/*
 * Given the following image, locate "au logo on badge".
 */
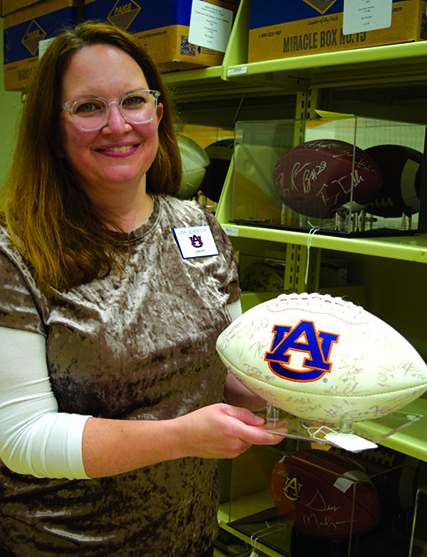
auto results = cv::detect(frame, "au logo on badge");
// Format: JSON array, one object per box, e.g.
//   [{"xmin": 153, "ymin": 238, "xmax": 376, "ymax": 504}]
[{"xmin": 173, "ymin": 226, "xmax": 219, "ymax": 259}]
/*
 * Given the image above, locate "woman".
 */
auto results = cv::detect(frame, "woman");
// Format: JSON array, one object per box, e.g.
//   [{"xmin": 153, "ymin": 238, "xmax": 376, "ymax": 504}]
[{"xmin": 0, "ymin": 22, "xmax": 280, "ymax": 557}]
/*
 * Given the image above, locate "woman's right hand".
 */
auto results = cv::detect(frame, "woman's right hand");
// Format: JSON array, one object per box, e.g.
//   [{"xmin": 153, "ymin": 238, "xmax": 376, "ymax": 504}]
[{"xmin": 175, "ymin": 403, "xmax": 282, "ymax": 460}]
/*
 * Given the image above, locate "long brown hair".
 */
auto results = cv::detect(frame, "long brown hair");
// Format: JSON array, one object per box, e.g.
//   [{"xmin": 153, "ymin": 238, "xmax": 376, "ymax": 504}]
[{"xmin": 0, "ymin": 22, "xmax": 182, "ymax": 291}]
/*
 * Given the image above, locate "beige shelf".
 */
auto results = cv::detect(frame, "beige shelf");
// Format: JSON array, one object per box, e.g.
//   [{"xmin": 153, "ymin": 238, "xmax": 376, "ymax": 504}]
[
  {"xmin": 163, "ymin": 66, "xmax": 234, "ymax": 101},
  {"xmin": 351, "ymin": 397, "xmax": 427, "ymax": 462},
  {"xmin": 163, "ymin": 4, "xmax": 427, "ymax": 534}
]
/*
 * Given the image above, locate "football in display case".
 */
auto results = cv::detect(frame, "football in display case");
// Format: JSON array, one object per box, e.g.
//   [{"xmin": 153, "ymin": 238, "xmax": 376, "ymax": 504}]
[
  {"xmin": 225, "ymin": 443, "xmax": 422, "ymax": 557},
  {"xmin": 230, "ymin": 116, "xmax": 427, "ymax": 236},
  {"xmin": 270, "ymin": 449, "xmax": 381, "ymax": 539}
]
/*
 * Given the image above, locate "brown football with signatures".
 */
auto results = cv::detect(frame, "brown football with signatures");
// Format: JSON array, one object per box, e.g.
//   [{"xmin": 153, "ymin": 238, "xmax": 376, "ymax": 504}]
[
  {"xmin": 271, "ymin": 450, "xmax": 381, "ymax": 539},
  {"xmin": 272, "ymin": 139, "xmax": 382, "ymax": 219}
]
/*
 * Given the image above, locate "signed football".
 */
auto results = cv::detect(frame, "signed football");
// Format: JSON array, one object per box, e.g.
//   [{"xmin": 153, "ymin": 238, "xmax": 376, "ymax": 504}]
[
  {"xmin": 202, "ymin": 138, "xmax": 234, "ymax": 202},
  {"xmin": 216, "ymin": 293, "xmax": 427, "ymax": 423},
  {"xmin": 332, "ymin": 446, "xmax": 419, "ymax": 517},
  {"xmin": 271, "ymin": 450, "xmax": 381, "ymax": 539},
  {"xmin": 272, "ymin": 139, "xmax": 383, "ymax": 219},
  {"xmin": 364, "ymin": 144, "xmax": 423, "ymax": 218}
]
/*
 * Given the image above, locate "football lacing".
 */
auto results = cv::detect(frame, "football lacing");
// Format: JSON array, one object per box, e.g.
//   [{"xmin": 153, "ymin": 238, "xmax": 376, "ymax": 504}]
[{"xmin": 274, "ymin": 292, "xmax": 365, "ymax": 319}]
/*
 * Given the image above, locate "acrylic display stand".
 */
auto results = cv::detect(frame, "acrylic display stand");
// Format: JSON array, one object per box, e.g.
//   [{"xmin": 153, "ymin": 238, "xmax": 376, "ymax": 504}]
[{"xmin": 261, "ymin": 403, "xmax": 423, "ymax": 452}]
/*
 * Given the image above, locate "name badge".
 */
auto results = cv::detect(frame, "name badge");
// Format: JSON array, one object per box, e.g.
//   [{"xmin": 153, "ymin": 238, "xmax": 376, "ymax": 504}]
[{"xmin": 173, "ymin": 225, "xmax": 219, "ymax": 259}]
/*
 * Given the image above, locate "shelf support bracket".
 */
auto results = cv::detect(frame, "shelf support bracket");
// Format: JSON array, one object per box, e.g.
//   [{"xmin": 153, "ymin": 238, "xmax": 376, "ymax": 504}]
[
  {"xmin": 280, "ymin": 89, "xmax": 323, "ymax": 295},
  {"xmin": 284, "ymin": 243, "xmax": 321, "ymax": 294}
]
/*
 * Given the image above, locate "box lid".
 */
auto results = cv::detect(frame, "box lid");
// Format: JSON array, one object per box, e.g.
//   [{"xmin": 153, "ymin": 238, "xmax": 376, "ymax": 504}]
[{"xmin": 1, "ymin": 0, "xmax": 41, "ymax": 17}]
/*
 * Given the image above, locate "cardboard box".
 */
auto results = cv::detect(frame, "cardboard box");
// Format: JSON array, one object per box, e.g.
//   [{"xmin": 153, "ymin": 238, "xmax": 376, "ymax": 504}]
[
  {"xmin": 84, "ymin": 0, "xmax": 240, "ymax": 72},
  {"xmin": 3, "ymin": 0, "xmax": 84, "ymax": 91},
  {"xmin": 248, "ymin": 0, "xmax": 427, "ymax": 63},
  {"xmin": 1, "ymin": 1, "xmax": 41, "ymax": 17}
]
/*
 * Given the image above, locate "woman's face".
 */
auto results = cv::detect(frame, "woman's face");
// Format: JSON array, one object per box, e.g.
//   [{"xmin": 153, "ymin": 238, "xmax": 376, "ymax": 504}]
[{"xmin": 58, "ymin": 44, "xmax": 163, "ymax": 201}]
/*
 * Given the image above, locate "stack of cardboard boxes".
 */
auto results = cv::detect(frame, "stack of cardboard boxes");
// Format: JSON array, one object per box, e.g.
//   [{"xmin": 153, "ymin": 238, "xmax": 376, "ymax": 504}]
[
  {"xmin": 2, "ymin": 0, "xmax": 84, "ymax": 91},
  {"xmin": 2, "ymin": 0, "xmax": 427, "ymax": 92},
  {"xmin": 1, "ymin": 0, "xmax": 240, "ymax": 91}
]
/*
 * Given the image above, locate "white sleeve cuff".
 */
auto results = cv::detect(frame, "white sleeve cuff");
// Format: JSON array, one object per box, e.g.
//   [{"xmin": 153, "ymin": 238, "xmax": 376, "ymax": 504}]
[
  {"xmin": 226, "ymin": 299, "xmax": 242, "ymax": 322},
  {"xmin": 0, "ymin": 326, "xmax": 91, "ymax": 480}
]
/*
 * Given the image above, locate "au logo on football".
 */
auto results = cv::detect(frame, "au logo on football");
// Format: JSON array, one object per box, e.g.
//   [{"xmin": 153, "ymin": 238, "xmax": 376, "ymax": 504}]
[{"xmin": 264, "ymin": 320, "xmax": 339, "ymax": 382}]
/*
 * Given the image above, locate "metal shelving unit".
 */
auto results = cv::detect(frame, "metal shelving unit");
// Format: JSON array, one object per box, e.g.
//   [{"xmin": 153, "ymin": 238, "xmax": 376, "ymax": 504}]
[
  {"xmin": 164, "ymin": 2, "xmax": 427, "ymax": 556},
  {"xmin": 165, "ymin": 0, "xmax": 427, "ymax": 266}
]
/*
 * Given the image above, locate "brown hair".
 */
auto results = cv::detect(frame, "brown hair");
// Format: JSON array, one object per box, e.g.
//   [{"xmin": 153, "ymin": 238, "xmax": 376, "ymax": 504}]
[{"xmin": 0, "ymin": 21, "xmax": 182, "ymax": 291}]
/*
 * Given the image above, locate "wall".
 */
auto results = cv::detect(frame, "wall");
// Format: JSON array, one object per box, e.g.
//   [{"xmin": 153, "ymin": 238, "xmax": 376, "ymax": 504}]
[{"xmin": 0, "ymin": 18, "xmax": 23, "ymax": 186}]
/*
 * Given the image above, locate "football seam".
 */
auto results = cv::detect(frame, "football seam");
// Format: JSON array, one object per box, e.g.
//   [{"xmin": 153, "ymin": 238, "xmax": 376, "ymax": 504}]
[{"xmin": 262, "ymin": 306, "xmax": 370, "ymax": 326}]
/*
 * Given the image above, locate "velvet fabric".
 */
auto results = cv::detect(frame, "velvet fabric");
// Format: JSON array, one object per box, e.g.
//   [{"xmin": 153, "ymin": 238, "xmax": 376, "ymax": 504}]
[{"xmin": 0, "ymin": 195, "xmax": 240, "ymax": 557}]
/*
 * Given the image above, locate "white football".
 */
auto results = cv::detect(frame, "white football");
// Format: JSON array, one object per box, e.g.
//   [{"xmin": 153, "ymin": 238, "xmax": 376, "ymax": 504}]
[
  {"xmin": 178, "ymin": 135, "xmax": 210, "ymax": 199},
  {"xmin": 216, "ymin": 293, "xmax": 427, "ymax": 424}
]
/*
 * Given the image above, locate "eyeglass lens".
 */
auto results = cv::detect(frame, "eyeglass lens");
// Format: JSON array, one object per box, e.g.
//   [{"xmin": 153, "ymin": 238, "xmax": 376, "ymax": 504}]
[{"xmin": 71, "ymin": 91, "xmax": 158, "ymax": 130}]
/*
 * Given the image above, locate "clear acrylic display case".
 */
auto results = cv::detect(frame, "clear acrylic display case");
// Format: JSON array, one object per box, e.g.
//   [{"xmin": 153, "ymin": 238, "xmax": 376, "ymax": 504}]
[
  {"xmin": 230, "ymin": 117, "xmax": 427, "ymax": 237},
  {"xmin": 222, "ymin": 440, "xmax": 421, "ymax": 557}
]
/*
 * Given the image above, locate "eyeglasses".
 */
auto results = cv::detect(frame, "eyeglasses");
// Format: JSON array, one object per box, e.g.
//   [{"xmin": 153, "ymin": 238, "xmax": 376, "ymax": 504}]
[{"xmin": 60, "ymin": 89, "xmax": 161, "ymax": 131}]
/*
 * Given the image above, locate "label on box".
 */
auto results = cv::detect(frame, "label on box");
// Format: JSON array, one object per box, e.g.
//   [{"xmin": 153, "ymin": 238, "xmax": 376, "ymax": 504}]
[
  {"xmin": 39, "ymin": 38, "xmax": 55, "ymax": 58},
  {"xmin": 83, "ymin": 0, "xmax": 237, "ymax": 70},
  {"xmin": 188, "ymin": 0, "xmax": 233, "ymax": 52},
  {"xmin": 343, "ymin": 0, "xmax": 392, "ymax": 35},
  {"xmin": 248, "ymin": 0, "xmax": 426, "ymax": 63}
]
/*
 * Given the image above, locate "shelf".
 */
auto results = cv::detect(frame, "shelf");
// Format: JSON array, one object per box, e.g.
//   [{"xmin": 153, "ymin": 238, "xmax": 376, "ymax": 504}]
[
  {"xmin": 220, "ymin": 223, "xmax": 427, "ymax": 264},
  {"xmin": 165, "ymin": 43, "xmax": 427, "ymax": 101},
  {"xmin": 225, "ymin": 42, "xmax": 427, "ymax": 92},
  {"xmin": 215, "ymin": 156, "xmax": 427, "ymax": 264},
  {"xmin": 164, "ymin": 0, "xmax": 427, "ymax": 100},
  {"xmin": 218, "ymin": 491, "xmax": 285, "ymax": 557},
  {"xmin": 166, "ymin": 40, "xmax": 427, "ymax": 100},
  {"xmin": 164, "ymin": 4, "xmax": 427, "ymax": 552},
  {"xmin": 163, "ymin": 66, "xmax": 254, "ymax": 101},
  {"xmin": 351, "ymin": 397, "xmax": 427, "ymax": 462}
]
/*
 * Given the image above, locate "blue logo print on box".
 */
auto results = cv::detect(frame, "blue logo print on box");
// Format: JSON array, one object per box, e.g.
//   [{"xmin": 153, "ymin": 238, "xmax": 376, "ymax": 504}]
[
  {"xmin": 250, "ymin": 0, "xmax": 342, "ymax": 28},
  {"xmin": 304, "ymin": 0, "xmax": 338, "ymax": 15},
  {"xmin": 84, "ymin": 0, "xmax": 195, "ymax": 34},
  {"xmin": 107, "ymin": 0, "xmax": 141, "ymax": 31},
  {"xmin": 4, "ymin": 6, "xmax": 80, "ymax": 64},
  {"xmin": 22, "ymin": 21, "xmax": 46, "ymax": 56}
]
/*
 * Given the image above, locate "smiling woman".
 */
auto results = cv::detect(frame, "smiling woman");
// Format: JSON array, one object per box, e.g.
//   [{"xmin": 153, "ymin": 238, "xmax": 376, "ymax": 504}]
[
  {"xmin": 0, "ymin": 21, "xmax": 280, "ymax": 557},
  {"xmin": 57, "ymin": 43, "xmax": 162, "ymax": 226},
  {"xmin": 2, "ymin": 22, "xmax": 181, "ymax": 291}
]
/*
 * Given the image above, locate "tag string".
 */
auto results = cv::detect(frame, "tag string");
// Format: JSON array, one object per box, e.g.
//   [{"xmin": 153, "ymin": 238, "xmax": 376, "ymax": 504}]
[{"xmin": 305, "ymin": 224, "xmax": 320, "ymax": 286}]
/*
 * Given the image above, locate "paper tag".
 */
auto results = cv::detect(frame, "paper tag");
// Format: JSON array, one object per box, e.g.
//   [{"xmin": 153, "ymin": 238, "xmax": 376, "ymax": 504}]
[
  {"xmin": 38, "ymin": 38, "xmax": 55, "ymax": 58},
  {"xmin": 325, "ymin": 432, "xmax": 378, "ymax": 452},
  {"xmin": 343, "ymin": 0, "xmax": 392, "ymax": 35},
  {"xmin": 188, "ymin": 0, "xmax": 233, "ymax": 53},
  {"xmin": 227, "ymin": 67, "xmax": 248, "ymax": 77},
  {"xmin": 173, "ymin": 226, "xmax": 219, "ymax": 259},
  {"xmin": 222, "ymin": 226, "xmax": 239, "ymax": 237}
]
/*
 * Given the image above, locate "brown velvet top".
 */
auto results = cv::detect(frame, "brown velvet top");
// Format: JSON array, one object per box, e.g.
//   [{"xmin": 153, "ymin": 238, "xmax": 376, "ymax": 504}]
[{"xmin": 0, "ymin": 194, "xmax": 240, "ymax": 557}]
